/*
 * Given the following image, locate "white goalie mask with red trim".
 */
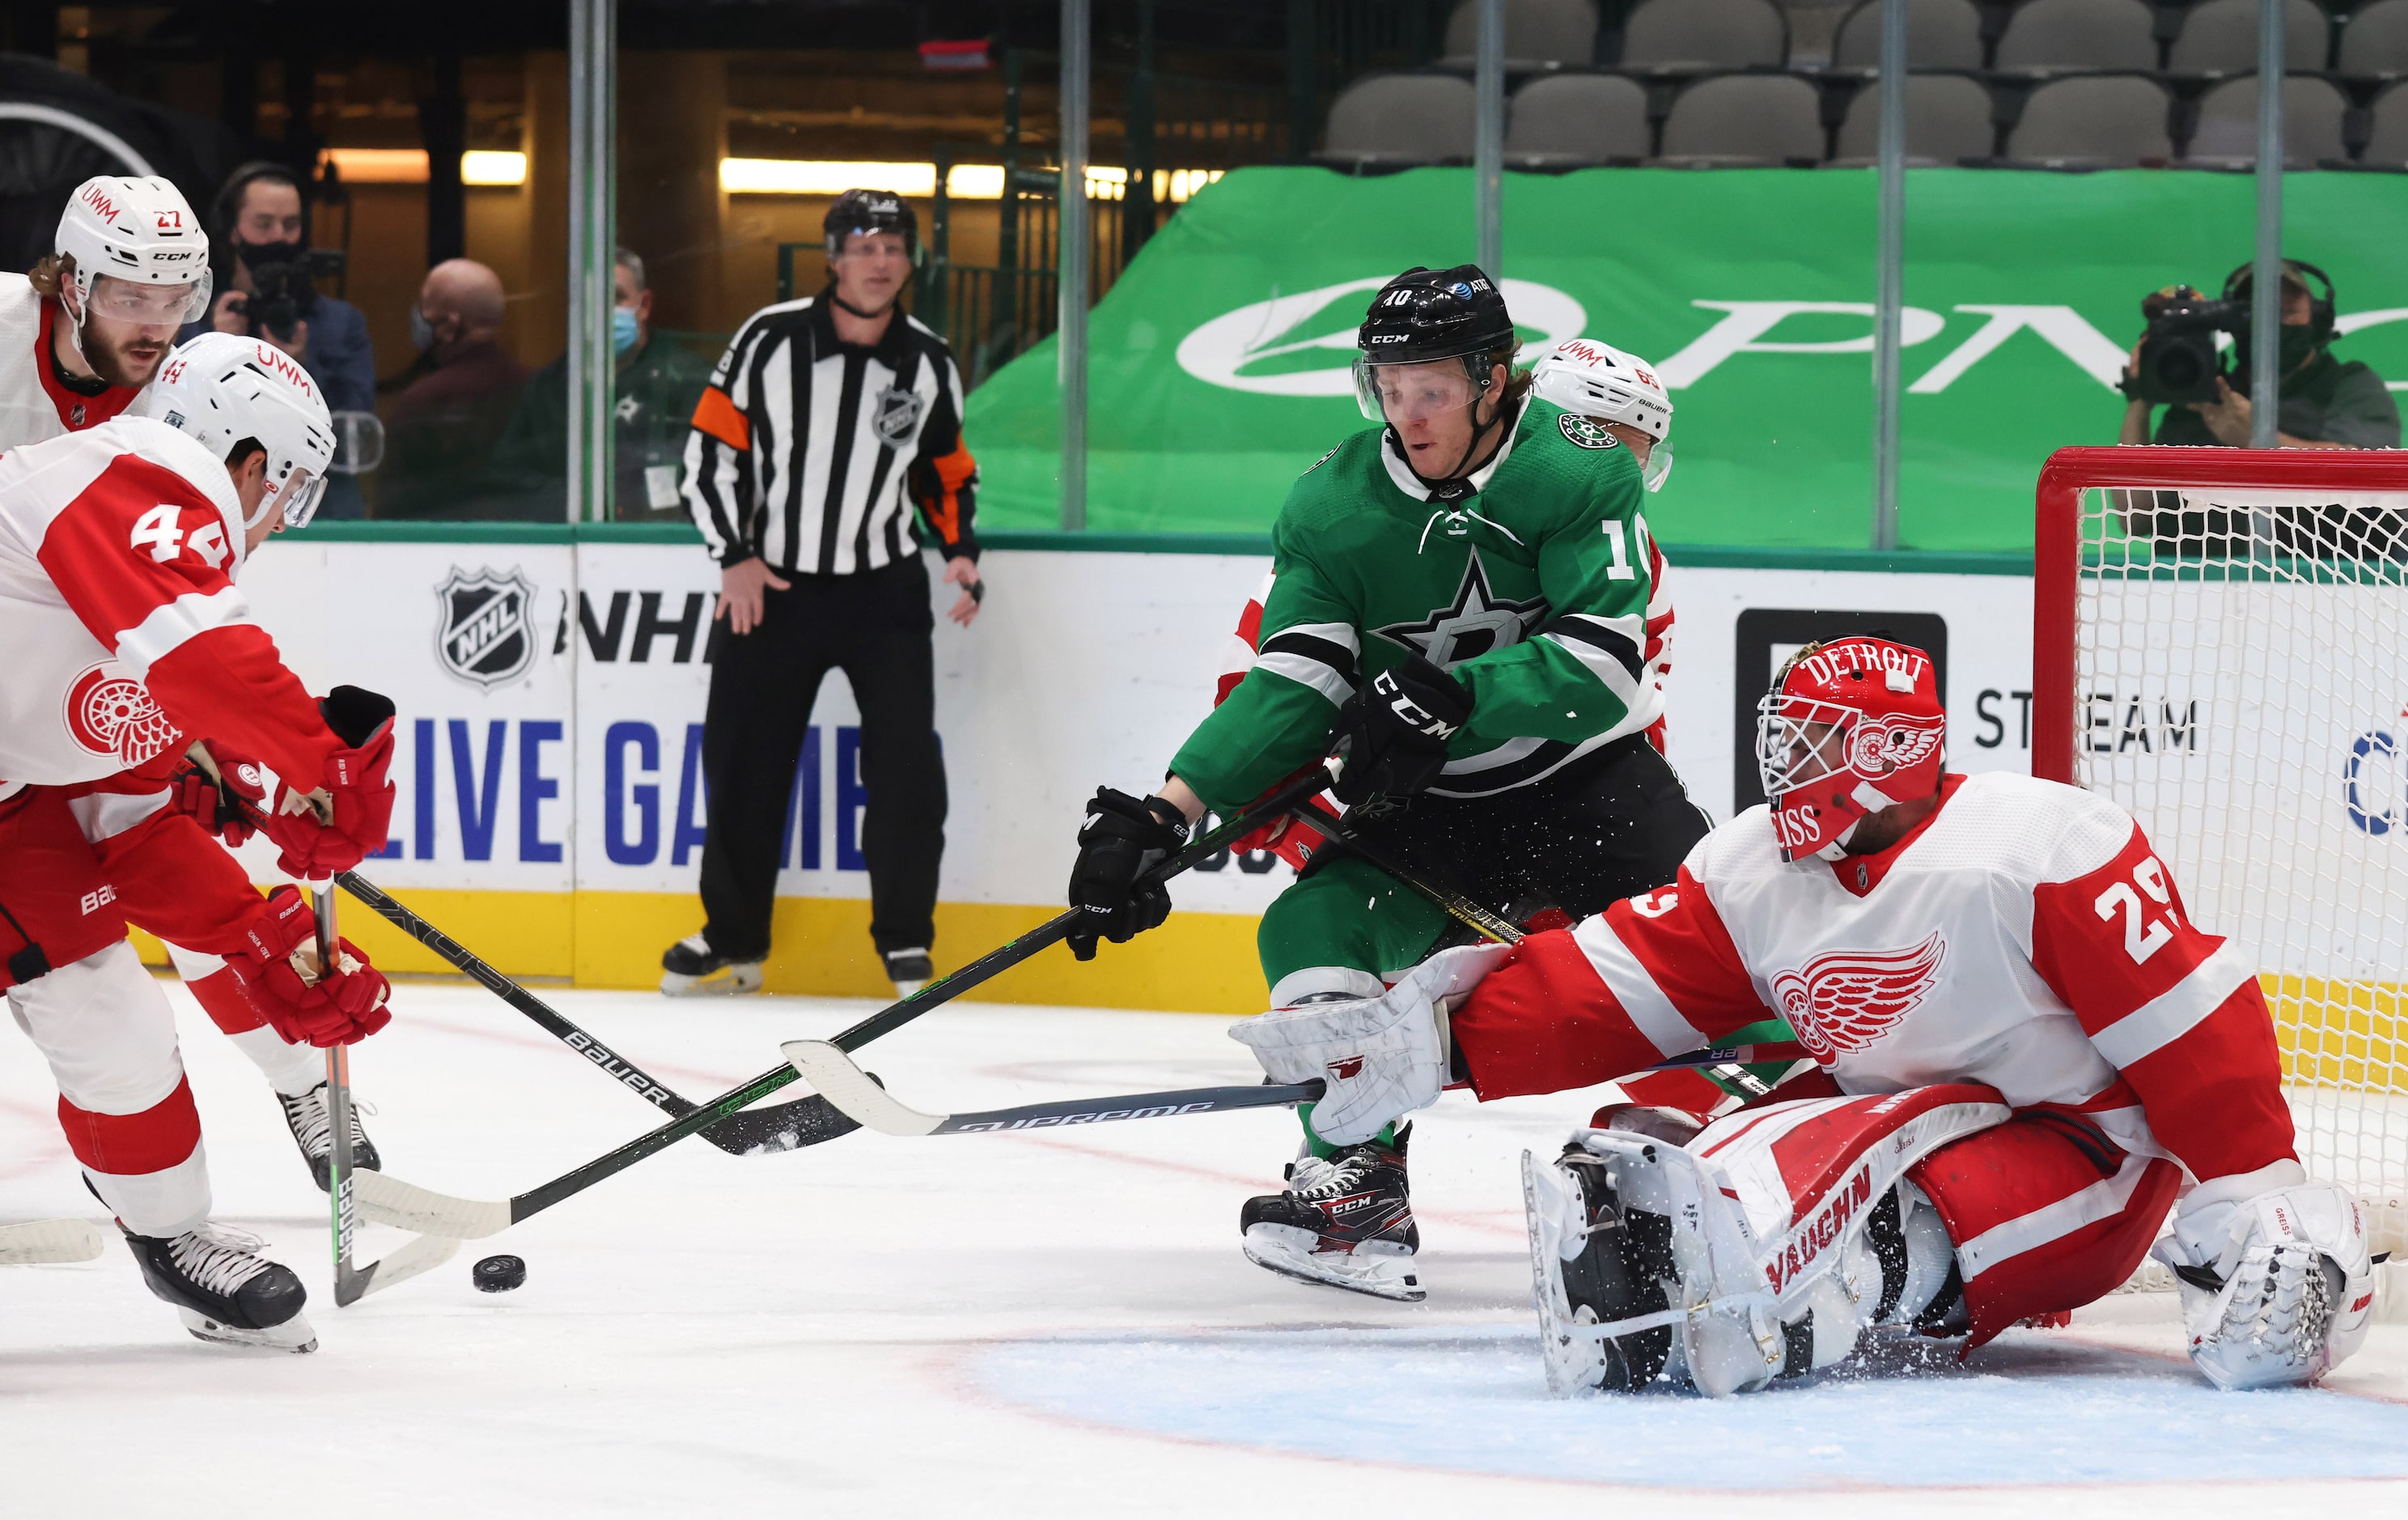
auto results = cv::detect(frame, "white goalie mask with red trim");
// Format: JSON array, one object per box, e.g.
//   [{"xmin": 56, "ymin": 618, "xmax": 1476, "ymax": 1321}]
[{"xmin": 1755, "ymin": 636, "xmax": 1946, "ymax": 862}]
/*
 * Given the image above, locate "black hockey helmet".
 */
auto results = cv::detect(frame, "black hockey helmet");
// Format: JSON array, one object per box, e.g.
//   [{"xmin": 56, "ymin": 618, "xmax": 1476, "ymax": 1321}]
[
  {"xmin": 1352, "ymin": 265, "xmax": 1519, "ymax": 428},
  {"xmin": 824, "ymin": 189, "xmax": 919, "ymax": 258}
]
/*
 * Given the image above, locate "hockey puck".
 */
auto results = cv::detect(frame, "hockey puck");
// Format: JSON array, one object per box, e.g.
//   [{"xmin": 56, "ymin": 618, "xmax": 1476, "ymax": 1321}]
[{"xmin": 472, "ymin": 1254, "xmax": 527, "ymax": 1293}]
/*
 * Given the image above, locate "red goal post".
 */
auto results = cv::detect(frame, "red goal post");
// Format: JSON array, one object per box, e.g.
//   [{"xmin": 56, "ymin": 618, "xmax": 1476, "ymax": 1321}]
[{"xmin": 2034, "ymin": 446, "xmax": 2408, "ymax": 1265}]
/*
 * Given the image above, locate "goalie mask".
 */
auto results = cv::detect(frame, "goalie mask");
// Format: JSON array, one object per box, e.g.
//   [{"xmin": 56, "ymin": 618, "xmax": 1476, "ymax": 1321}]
[{"xmin": 1755, "ymin": 636, "xmax": 1945, "ymax": 863}]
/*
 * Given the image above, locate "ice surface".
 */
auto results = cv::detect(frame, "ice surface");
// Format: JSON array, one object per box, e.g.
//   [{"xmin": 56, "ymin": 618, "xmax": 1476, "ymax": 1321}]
[{"xmin": 0, "ymin": 980, "xmax": 2400, "ymax": 1517}]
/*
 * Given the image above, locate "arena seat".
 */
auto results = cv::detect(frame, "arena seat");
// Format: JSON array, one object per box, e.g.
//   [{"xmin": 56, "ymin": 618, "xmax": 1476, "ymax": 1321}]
[
  {"xmin": 1832, "ymin": 72, "xmax": 1999, "ymax": 163},
  {"xmin": 2337, "ymin": 0, "xmax": 2408, "ymax": 79},
  {"xmin": 1654, "ymin": 73, "xmax": 1826, "ymax": 163},
  {"xmin": 1504, "ymin": 73, "xmax": 1652, "ymax": 165},
  {"xmin": 2182, "ymin": 74, "xmax": 2349, "ymax": 165},
  {"xmin": 1618, "ymin": 0, "xmax": 1788, "ymax": 73},
  {"xmin": 1439, "ymin": 0, "xmax": 1600, "ymax": 70},
  {"xmin": 1318, "ymin": 74, "xmax": 1478, "ymax": 167},
  {"xmin": 2167, "ymin": 0, "xmax": 2332, "ymax": 78},
  {"xmin": 1992, "ymin": 0, "xmax": 2160, "ymax": 75},
  {"xmin": 2359, "ymin": 79, "xmax": 2408, "ymax": 161},
  {"xmin": 2003, "ymin": 74, "xmax": 2173, "ymax": 164},
  {"xmin": 1830, "ymin": 0, "xmax": 1987, "ymax": 72}
]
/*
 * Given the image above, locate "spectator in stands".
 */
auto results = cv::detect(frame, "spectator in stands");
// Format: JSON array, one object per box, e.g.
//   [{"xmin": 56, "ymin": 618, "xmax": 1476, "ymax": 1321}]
[
  {"xmin": 2122, "ymin": 259, "xmax": 2400, "ymax": 450},
  {"xmin": 490, "ymin": 246, "xmax": 714, "ymax": 520},
  {"xmin": 378, "ymin": 257, "xmax": 530, "ymax": 518},
  {"xmin": 189, "ymin": 162, "xmax": 375, "ymax": 518}
]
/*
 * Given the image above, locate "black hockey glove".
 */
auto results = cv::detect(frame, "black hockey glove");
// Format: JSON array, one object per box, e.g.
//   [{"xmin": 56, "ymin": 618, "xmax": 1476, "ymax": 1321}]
[
  {"xmin": 1332, "ymin": 656, "xmax": 1473, "ymax": 808},
  {"xmin": 1066, "ymin": 788, "xmax": 1190, "ymax": 962}
]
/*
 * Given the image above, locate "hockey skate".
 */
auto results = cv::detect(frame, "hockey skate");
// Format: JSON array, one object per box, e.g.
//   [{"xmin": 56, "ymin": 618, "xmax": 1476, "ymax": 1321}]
[
  {"xmin": 882, "ymin": 947, "xmax": 933, "ymax": 996},
  {"xmin": 121, "ymin": 1222, "xmax": 316, "ymax": 1353},
  {"xmin": 659, "ymin": 933, "xmax": 763, "ymax": 996},
  {"xmin": 1239, "ymin": 1128, "xmax": 1422, "ymax": 1301},
  {"xmin": 278, "ymin": 1081, "xmax": 381, "ymax": 1193}
]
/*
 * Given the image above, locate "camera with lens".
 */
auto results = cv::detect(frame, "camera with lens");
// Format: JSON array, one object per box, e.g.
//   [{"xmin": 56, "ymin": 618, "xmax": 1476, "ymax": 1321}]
[
  {"xmin": 232, "ymin": 249, "xmax": 344, "ymax": 344},
  {"xmin": 2122, "ymin": 284, "xmax": 2248, "ymax": 406}
]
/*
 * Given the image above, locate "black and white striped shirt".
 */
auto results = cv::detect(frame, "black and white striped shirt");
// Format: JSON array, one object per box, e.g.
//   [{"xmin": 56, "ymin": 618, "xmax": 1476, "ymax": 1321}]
[{"xmin": 684, "ymin": 295, "xmax": 980, "ymax": 575}]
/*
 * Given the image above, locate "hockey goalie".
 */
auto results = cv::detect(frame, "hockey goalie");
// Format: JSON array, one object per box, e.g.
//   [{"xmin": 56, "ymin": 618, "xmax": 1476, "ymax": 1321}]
[{"xmin": 1228, "ymin": 635, "xmax": 2374, "ymax": 1395}]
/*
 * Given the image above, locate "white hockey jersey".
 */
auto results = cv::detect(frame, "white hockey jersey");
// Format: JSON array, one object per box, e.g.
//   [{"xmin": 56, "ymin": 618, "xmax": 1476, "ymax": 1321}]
[
  {"xmin": 0, "ymin": 275, "xmax": 141, "ymax": 451},
  {"xmin": 1451, "ymin": 770, "xmax": 2296, "ymax": 1187},
  {"xmin": 0, "ymin": 418, "xmax": 332, "ymax": 797}
]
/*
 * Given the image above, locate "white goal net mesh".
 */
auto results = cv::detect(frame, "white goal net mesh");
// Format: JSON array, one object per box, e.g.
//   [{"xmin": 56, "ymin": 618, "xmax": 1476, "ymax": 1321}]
[{"xmin": 2078, "ymin": 485, "xmax": 2406, "ymax": 1261}]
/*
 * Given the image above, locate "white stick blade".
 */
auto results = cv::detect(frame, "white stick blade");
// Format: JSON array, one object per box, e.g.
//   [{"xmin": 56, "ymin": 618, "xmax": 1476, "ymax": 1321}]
[
  {"xmin": 781, "ymin": 1040, "xmax": 943, "ymax": 1136},
  {"xmin": 354, "ymin": 1232, "xmax": 463, "ymax": 1299},
  {"xmin": 0, "ymin": 1218, "xmax": 107, "ymax": 1265},
  {"xmin": 352, "ymin": 1170, "xmax": 512, "ymax": 1239}
]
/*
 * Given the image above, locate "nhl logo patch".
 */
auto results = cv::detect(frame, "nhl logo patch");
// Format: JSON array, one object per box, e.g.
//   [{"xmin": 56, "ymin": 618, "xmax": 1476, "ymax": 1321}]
[
  {"xmin": 1557, "ymin": 414, "xmax": 1619, "ymax": 451},
  {"xmin": 871, "ymin": 384, "xmax": 927, "ymax": 448},
  {"xmin": 435, "ymin": 567, "xmax": 537, "ymax": 689}
]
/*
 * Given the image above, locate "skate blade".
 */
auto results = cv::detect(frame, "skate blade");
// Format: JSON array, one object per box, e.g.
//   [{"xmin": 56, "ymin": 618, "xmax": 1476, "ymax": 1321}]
[
  {"xmin": 1243, "ymin": 1227, "xmax": 1424, "ymax": 1302},
  {"xmin": 178, "ymin": 1307, "xmax": 317, "ymax": 1353},
  {"xmin": 659, "ymin": 964, "xmax": 764, "ymax": 997}
]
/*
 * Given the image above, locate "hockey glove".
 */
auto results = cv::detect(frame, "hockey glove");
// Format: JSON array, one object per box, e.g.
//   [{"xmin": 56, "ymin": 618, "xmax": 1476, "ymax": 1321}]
[
  {"xmin": 258, "ymin": 687, "xmax": 398, "ymax": 881},
  {"xmin": 1227, "ymin": 765, "xmax": 1345, "ymax": 870},
  {"xmin": 225, "ymin": 886, "xmax": 392, "ymax": 1048},
  {"xmin": 169, "ymin": 741, "xmax": 272, "ymax": 848},
  {"xmin": 1066, "ymin": 787, "xmax": 1189, "ymax": 962},
  {"xmin": 1332, "ymin": 656, "xmax": 1473, "ymax": 808}
]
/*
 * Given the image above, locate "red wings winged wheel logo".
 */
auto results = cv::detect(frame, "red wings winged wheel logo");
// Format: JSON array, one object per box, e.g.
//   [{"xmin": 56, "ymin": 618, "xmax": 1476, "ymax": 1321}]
[{"xmin": 1770, "ymin": 932, "xmax": 1948, "ymax": 1062}]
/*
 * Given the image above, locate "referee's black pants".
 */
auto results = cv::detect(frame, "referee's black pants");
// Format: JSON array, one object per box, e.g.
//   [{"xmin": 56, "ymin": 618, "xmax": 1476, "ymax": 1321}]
[{"xmin": 697, "ymin": 554, "xmax": 947, "ymax": 962}]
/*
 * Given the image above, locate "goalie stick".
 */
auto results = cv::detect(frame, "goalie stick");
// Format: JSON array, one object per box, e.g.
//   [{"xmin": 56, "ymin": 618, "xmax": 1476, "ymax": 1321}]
[
  {"xmin": 352, "ymin": 761, "xmax": 1347, "ymax": 1239},
  {"xmin": 334, "ymin": 872, "xmax": 854, "ymax": 1156}
]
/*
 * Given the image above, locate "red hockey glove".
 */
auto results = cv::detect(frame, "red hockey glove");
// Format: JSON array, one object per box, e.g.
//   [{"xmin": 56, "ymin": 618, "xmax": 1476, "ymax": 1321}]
[
  {"xmin": 1228, "ymin": 788, "xmax": 1343, "ymax": 870},
  {"xmin": 225, "ymin": 886, "xmax": 392, "ymax": 1048},
  {"xmin": 167, "ymin": 741, "xmax": 272, "ymax": 848},
  {"xmin": 258, "ymin": 697, "xmax": 397, "ymax": 881}
]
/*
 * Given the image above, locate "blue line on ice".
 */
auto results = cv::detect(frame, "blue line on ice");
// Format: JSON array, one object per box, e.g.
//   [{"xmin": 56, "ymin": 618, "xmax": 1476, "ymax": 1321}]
[{"xmin": 971, "ymin": 1325, "xmax": 2408, "ymax": 1488}]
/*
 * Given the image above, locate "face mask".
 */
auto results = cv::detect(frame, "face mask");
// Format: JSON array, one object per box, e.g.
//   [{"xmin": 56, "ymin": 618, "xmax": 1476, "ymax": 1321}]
[
  {"xmin": 240, "ymin": 237, "xmax": 306, "ymax": 270},
  {"xmin": 2278, "ymin": 325, "xmax": 2320, "ymax": 373},
  {"xmin": 409, "ymin": 305, "xmax": 435, "ymax": 352},
  {"xmin": 612, "ymin": 305, "xmax": 639, "ymax": 355}
]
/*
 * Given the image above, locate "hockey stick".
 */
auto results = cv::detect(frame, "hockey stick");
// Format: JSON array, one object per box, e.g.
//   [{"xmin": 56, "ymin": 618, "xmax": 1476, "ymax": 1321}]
[
  {"xmin": 321, "ymin": 885, "xmax": 462, "ymax": 1306},
  {"xmin": 0, "ymin": 1218, "xmax": 107, "ymax": 1265},
  {"xmin": 352, "ymin": 762, "xmax": 1347, "ymax": 1239},
  {"xmin": 333, "ymin": 872, "xmax": 854, "ymax": 1156}
]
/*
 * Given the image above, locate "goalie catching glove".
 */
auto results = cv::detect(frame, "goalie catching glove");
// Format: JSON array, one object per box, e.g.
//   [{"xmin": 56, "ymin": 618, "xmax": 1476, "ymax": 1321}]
[
  {"xmin": 224, "ymin": 885, "xmax": 392, "ymax": 1048},
  {"xmin": 2154, "ymin": 1162, "xmax": 2375, "ymax": 1391},
  {"xmin": 1228, "ymin": 941, "xmax": 1507, "ymax": 1144}
]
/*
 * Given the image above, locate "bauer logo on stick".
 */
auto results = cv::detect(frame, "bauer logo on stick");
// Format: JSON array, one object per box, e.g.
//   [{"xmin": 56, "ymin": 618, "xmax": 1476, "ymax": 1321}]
[{"xmin": 435, "ymin": 567, "xmax": 537, "ymax": 689}]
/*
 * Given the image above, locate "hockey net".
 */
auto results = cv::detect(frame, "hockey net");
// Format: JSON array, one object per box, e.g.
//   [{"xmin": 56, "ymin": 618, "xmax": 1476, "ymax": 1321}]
[{"xmin": 2037, "ymin": 448, "xmax": 2408, "ymax": 1278}]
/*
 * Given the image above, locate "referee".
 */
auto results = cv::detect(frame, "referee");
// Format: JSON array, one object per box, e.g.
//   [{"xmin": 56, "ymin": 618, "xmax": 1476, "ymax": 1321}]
[{"xmin": 662, "ymin": 189, "xmax": 983, "ymax": 998}]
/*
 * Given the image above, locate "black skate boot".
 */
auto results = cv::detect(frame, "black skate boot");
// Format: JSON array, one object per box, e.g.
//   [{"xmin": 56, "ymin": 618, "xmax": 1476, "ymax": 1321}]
[
  {"xmin": 882, "ymin": 947, "xmax": 933, "ymax": 995},
  {"xmin": 1524, "ymin": 1141, "xmax": 1678, "ymax": 1395},
  {"xmin": 121, "ymin": 1222, "xmax": 316, "ymax": 1352},
  {"xmin": 1239, "ymin": 1127, "xmax": 1422, "ymax": 1301},
  {"xmin": 278, "ymin": 1081, "xmax": 382, "ymax": 1193},
  {"xmin": 660, "ymin": 932, "xmax": 763, "ymax": 996}
]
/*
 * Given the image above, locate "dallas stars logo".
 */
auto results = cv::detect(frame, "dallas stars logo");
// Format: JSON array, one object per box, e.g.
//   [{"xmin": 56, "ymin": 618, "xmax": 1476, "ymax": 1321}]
[{"xmin": 1372, "ymin": 550, "xmax": 1548, "ymax": 669}]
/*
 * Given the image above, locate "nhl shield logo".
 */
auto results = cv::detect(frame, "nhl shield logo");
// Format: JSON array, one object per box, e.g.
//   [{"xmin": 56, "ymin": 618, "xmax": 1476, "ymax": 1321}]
[
  {"xmin": 435, "ymin": 567, "xmax": 536, "ymax": 689},
  {"xmin": 871, "ymin": 384, "xmax": 926, "ymax": 448}
]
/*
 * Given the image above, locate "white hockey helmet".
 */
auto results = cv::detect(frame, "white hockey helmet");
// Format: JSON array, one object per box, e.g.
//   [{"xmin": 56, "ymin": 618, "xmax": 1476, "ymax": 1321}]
[
  {"xmin": 54, "ymin": 176, "xmax": 212, "ymax": 328},
  {"xmin": 138, "ymin": 333, "xmax": 337, "ymax": 532},
  {"xmin": 1529, "ymin": 338, "xmax": 1675, "ymax": 490}
]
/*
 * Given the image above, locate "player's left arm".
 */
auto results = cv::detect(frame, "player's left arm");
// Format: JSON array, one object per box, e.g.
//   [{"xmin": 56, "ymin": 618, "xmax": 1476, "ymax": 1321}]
[
  {"xmin": 1448, "ymin": 463, "xmax": 1655, "ymax": 744},
  {"xmin": 905, "ymin": 350, "xmax": 981, "ymax": 563},
  {"xmin": 2029, "ymin": 816, "xmax": 2298, "ymax": 1183}
]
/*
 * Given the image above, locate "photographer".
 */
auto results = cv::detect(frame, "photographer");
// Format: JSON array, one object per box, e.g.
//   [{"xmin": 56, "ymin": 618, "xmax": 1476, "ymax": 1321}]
[
  {"xmin": 2120, "ymin": 258, "xmax": 2398, "ymax": 451},
  {"xmin": 192, "ymin": 162, "xmax": 375, "ymax": 516}
]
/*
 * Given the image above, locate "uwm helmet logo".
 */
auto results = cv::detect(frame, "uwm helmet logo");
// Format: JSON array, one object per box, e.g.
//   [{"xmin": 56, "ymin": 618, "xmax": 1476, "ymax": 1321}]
[
  {"xmin": 1770, "ymin": 932, "xmax": 1948, "ymax": 1062},
  {"xmin": 435, "ymin": 567, "xmax": 536, "ymax": 689},
  {"xmin": 64, "ymin": 661, "xmax": 179, "ymax": 766}
]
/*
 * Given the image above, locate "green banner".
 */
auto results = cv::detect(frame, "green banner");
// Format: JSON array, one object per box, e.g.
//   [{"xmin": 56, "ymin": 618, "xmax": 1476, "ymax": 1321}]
[{"xmin": 964, "ymin": 168, "xmax": 2408, "ymax": 549}]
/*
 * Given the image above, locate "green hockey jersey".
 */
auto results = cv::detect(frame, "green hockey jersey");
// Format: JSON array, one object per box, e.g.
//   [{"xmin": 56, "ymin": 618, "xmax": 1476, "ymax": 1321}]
[{"xmin": 1172, "ymin": 397, "xmax": 1672, "ymax": 817}]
